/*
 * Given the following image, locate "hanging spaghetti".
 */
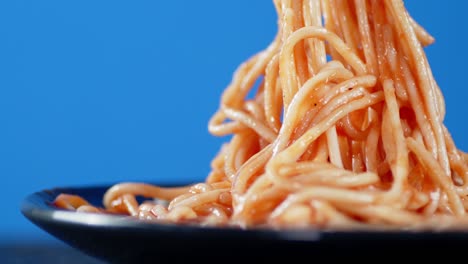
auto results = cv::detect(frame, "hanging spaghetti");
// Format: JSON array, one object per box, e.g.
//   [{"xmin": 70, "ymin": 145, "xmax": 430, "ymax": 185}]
[{"xmin": 55, "ymin": 0, "xmax": 468, "ymax": 230}]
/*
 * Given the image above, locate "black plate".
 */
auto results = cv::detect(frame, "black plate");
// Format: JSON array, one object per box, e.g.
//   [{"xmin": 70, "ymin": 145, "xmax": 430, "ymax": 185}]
[{"xmin": 21, "ymin": 183, "xmax": 468, "ymax": 263}]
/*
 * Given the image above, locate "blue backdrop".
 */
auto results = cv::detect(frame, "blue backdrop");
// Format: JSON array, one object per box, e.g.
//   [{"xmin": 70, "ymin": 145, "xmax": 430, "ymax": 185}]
[{"xmin": 1, "ymin": 1, "xmax": 467, "ymax": 242}]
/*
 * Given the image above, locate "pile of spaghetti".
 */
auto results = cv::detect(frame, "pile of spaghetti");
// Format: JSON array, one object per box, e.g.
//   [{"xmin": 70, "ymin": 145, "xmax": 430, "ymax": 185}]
[{"xmin": 55, "ymin": 0, "xmax": 468, "ymax": 230}]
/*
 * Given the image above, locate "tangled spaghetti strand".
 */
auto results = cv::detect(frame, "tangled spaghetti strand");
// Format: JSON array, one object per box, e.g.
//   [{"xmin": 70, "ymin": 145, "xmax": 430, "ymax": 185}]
[{"xmin": 55, "ymin": 0, "xmax": 468, "ymax": 230}]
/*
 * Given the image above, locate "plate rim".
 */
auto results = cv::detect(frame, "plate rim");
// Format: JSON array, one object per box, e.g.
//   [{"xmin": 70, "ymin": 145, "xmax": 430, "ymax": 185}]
[
  {"xmin": 20, "ymin": 182, "xmax": 468, "ymax": 242},
  {"xmin": 21, "ymin": 183, "xmax": 328, "ymax": 242}
]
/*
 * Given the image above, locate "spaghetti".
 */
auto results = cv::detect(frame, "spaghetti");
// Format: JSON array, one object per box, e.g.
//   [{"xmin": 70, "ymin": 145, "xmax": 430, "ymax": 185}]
[{"xmin": 55, "ymin": 0, "xmax": 468, "ymax": 230}]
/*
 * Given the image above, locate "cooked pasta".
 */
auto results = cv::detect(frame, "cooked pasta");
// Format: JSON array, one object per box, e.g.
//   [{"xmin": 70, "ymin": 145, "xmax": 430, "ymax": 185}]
[{"xmin": 54, "ymin": 0, "xmax": 468, "ymax": 230}]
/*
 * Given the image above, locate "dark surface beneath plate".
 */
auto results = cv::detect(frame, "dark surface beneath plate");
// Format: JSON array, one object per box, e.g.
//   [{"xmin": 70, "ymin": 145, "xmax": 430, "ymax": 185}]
[
  {"xmin": 0, "ymin": 243, "xmax": 104, "ymax": 264},
  {"xmin": 21, "ymin": 183, "xmax": 468, "ymax": 263}
]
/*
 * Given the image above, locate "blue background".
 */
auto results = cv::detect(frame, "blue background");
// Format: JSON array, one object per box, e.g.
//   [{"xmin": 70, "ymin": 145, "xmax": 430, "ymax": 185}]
[{"xmin": 1, "ymin": 1, "xmax": 467, "ymax": 242}]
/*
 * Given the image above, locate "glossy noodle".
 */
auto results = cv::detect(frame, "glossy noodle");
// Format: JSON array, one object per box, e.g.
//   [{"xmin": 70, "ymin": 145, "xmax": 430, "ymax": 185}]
[{"xmin": 54, "ymin": 0, "xmax": 468, "ymax": 230}]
